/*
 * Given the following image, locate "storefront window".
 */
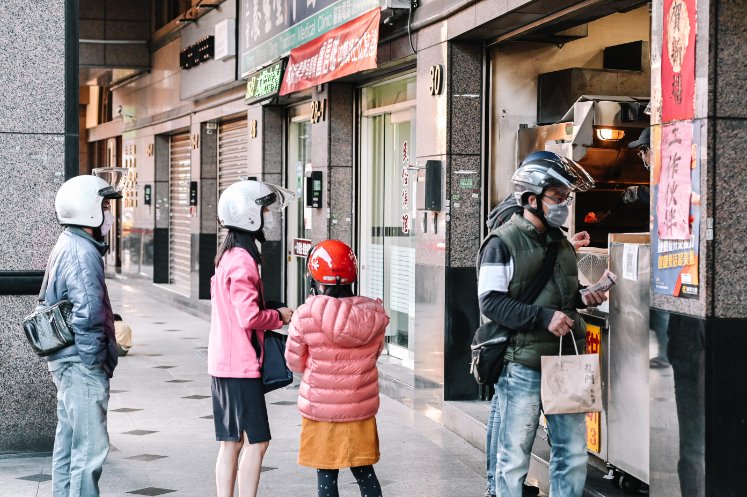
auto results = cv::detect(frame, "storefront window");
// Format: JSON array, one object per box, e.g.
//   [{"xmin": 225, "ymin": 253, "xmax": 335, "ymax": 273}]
[{"xmin": 359, "ymin": 76, "xmax": 417, "ymax": 367}]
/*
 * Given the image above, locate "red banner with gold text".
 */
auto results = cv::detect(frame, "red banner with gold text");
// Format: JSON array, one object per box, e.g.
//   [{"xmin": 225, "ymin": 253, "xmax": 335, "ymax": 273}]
[
  {"xmin": 279, "ymin": 8, "xmax": 380, "ymax": 95},
  {"xmin": 661, "ymin": 0, "xmax": 697, "ymax": 121}
]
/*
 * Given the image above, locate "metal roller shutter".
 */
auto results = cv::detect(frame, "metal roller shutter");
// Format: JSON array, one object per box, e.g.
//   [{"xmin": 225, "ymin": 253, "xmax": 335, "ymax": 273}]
[
  {"xmin": 217, "ymin": 118, "xmax": 249, "ymax": 247},
  {"xmin": 169, "ymin": 133, "xmax": 192, "ymax": 295}
]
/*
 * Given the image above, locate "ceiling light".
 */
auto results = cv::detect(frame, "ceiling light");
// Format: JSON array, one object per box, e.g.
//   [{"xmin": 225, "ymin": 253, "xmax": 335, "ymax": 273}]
[
  {"xmin": 197, "ymin": 1, "xmax": 220, "ymax": 9},
  {"xmin": 596, "ymin": 128, "xmax": 625, "ymax": 141}
]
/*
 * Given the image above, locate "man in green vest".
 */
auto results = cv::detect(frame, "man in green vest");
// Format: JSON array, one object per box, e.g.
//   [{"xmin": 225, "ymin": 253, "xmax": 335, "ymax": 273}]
[{"xmin": 479, "ymin": 151, "xmax": 607, "ymax": 497}]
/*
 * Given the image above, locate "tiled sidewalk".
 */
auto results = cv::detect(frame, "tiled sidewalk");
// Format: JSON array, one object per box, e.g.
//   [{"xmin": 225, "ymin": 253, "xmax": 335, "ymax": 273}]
[{"xmin": 0, "ymin": 280, "xmax": 486, "ymax": 497}]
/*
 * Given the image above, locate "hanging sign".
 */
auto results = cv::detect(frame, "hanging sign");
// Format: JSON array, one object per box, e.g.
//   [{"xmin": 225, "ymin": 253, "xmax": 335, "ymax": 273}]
[
  {"xmin": 661, "ymin": 0, "xmax": 696, "ymax": 121},
  {"xmin": 652, "ymin": 122, "xmax": 701, "ymax": 297},
  {"xmin": 245, "ymin": 60, "xmax": 286, "ymax": 104},
  {"xmin": 585, "ymin": 323, "xmax": 602, "ymax": 453},
  {"xmin": 239, "ymin": 0, "xmax": 380, "ymax": 76},
  {"xmin": 657, "ymin": 123, "xmax": 692, "ymax": 240},
  {"xmin": 293, "ymin": 238, "xmax": 312, "ymax": 257},
  {"xmin": 279, "ymin": 8, "xmax": 380, "ymax": 95}
]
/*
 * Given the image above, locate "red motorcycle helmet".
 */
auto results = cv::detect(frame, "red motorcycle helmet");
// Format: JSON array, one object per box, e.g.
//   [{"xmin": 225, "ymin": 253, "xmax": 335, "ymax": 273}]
[{"xmin": 307, "ymin": 240, "xmax": 357, "ymax": 285}]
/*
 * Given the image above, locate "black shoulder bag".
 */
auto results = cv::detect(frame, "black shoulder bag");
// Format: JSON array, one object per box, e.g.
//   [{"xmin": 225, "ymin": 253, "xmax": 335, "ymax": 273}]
[
  {"xmin": 22, "ymin": 255, "xmax": 76, "ymax": 357},
  {"xmin": 249, "ymin": 293, "xmax": 294, "ymax": 393},
  {"xmin": 469, "ymin": 239, "xmax": 559, "ymax": 385}
]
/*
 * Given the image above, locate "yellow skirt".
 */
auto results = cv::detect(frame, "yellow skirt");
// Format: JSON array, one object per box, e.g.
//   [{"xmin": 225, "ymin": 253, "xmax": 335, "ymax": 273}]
[{"xmin": 298, "ymin": 417, "xmax": 380, "ymax": 469}]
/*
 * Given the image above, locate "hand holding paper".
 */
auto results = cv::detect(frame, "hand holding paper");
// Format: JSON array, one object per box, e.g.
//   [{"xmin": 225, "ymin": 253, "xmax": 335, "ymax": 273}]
[{"xmin": 581, "ymin": 270, "xmax": 616, "ymax": 306}]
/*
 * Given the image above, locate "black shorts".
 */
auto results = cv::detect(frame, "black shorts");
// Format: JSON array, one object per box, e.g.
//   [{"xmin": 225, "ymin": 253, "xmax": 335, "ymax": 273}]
[{"xmin": 211, "ymin": 376, "xmax": 271, "ymax": 443}]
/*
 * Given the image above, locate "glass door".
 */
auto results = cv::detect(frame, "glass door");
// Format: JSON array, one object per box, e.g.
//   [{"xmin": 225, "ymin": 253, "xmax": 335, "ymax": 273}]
[
  {"xmin": 285, "ymin": 105, "xmax": 313, "ymax": 310},
  {"xmin": 359, "ymin": 76, "xmax": 417, "ymax": 367}
]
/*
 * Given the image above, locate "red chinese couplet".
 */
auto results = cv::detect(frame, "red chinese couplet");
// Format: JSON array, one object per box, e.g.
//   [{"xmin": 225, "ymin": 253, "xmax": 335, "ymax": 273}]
[
  {"xmin": 279, "ymin": 8, "xmax": 380, "ymax": 95},
  {"xmin": 661, "ymin": 0, "xmax": 697, "ymax": 122}
]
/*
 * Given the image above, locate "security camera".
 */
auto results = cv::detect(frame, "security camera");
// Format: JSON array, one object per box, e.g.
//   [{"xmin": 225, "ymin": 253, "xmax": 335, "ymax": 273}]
[{"xmin": 116, "ymin": 105, "xmax": 123, "ymax": 117}]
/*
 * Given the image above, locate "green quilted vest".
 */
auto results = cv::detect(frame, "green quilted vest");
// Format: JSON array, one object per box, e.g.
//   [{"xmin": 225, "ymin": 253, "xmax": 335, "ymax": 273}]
[{"xmin": 489, "ymin": 214, "xmax": 586, "ymax": 370}]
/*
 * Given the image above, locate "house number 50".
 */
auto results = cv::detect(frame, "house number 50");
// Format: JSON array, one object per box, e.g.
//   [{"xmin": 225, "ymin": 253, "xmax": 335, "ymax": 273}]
[{"xmin": 429, "ymin": 65, "xmax": 443, "ymax": 96}]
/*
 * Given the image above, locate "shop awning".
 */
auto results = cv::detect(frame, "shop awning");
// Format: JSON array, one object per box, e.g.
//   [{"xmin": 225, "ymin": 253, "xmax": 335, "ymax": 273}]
[{"xmin": 279, "ymin": 8, "xmax": 380, "ymax": 96}]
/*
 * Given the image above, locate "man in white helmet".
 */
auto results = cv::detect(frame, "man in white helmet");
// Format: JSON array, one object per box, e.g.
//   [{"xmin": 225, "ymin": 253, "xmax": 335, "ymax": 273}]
[
  {"xmin": 45, "ymin": 174, "xmax": 122, "ymax": 496},
  {"xmin": 478, "ymin": 152, "xmax": 607, "ymax": 497}
]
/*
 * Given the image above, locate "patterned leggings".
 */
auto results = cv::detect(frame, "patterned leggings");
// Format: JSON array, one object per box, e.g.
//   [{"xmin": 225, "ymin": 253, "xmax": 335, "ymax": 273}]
[{"xmin": 317, "ymin": 465, "xmax": 382, "ymax": 497}]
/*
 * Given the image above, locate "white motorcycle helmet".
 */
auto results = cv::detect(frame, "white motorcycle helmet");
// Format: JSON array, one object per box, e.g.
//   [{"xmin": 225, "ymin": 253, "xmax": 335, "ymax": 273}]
[
  {"xmin": 55, "ymin": 175, "xmax": 123, "ymax": 228},
  {"xmin": 218, "ymin": 180, "xmax": 294, "ymax": 232}
]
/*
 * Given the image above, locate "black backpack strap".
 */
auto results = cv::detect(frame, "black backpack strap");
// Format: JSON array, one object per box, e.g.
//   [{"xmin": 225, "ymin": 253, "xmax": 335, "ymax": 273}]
[{"xmin": 518, "ymin": 242, "xmax": 559, "ymax": 305}]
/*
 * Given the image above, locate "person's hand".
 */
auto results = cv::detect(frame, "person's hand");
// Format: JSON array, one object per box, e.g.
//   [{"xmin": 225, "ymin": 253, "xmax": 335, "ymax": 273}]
[
  {"xmin": 581, "ymin": 290, "xmax": 608, "ymax": 307},
  {"xmin": 278, "ymin": 307, "xmax": 293, "ymax": 325},
  {"xmin": 548, "ymin": 311, "xmax": 575, "ymax": 337},
  {"xmin": 570, "ymin": 231, "xmax": 590, "ymax": 250}
]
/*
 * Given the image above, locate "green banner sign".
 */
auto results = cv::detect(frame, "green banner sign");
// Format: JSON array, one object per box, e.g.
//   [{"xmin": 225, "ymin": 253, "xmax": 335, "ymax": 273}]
[
  {"xmin": 240, "ymin": 0, "xmax": 382, "ymax": 77},
  {"xmin": 244, "ymin": 60, "xmax": 285, "ymax": 104}
]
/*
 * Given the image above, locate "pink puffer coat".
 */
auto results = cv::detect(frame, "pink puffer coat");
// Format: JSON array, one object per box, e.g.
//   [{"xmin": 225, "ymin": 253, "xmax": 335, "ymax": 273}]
[{"xmin": 285, "ymin": 295, "xmax": 390, "ymax": 422}]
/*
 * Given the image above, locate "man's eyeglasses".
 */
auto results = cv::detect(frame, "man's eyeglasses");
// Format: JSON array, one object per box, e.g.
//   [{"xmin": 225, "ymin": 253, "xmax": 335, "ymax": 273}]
[{"xmin": 542, "ymin": 193, "xmax": 574, "ymax": 206}]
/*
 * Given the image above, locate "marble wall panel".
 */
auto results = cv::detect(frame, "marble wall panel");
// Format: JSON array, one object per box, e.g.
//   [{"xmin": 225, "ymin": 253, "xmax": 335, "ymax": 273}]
[
  {"xmin": 713, "ymin": 118, "xmax": 747, "ymax": 318},
  {"xmin": 713, "ymin": 0, "xmax": 747, "ymax": 119},
  {"xmin": 0, "ymin": 134, "xmax": 65, "ymax": 271},
  {"xmin": 328, "ymin": 167, "xmax": 353, "ymax": 245},
  {"xmin": 0, "ymin": 0, "xmax": 65, "ymax": 134},
  {"xmin": 0, "ymin": 296, "xmax": 57, "ymax": 451},
  {"xmin": 447, "ymin": 155, "xmax": 482, "ymax": 269}
]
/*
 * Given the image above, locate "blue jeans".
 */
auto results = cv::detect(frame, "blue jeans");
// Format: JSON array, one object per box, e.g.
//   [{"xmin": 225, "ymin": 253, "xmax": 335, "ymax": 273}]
[
  {"xmin": 51, "ymin": 362, "xmax": 111, "ymax": 497},
  {"xmin": 486, "ymin": 386, "xmax": 501, "ymax": 495},
  {"xmin": 495, "ymin": 362, "xmax": 587, "ymax": 497}
]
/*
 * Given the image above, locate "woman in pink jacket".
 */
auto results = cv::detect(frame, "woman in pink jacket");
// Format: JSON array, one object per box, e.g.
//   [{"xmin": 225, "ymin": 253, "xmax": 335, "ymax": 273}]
[
  {"xmin": 209, "ymin": 180, "xmax": 293, "ymax": 497},
  {"xmin": 285, "ymin": 240, "xmax": 390, "ymax": 497}
]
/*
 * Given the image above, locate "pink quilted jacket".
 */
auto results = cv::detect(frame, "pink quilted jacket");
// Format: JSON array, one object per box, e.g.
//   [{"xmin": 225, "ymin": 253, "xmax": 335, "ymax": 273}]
[{"xmin": 285, "ymin": 295, "xmax": 390, "ymax": 422}]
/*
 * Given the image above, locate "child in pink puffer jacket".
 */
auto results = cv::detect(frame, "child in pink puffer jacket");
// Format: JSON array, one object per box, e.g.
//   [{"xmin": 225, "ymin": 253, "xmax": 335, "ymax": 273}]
[{"xmin": 285, "ymin": 240, "xmax": 390, "ymax": 497}]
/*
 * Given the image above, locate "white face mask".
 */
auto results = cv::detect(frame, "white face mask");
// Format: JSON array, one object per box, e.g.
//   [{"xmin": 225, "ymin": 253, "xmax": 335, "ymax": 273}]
[
  {"xmin": 100, "ymin": 210, "xmax": 114, "ymax": 236},
  {"xmin": 262, "ymin": 211, "xmax": 275, "ymax": 231}
]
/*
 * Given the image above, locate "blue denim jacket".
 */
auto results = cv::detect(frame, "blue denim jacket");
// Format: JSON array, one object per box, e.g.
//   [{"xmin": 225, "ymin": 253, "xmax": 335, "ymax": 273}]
[{"xmin": 43, "ymin": 227, "xmax": 118, "ymax": 377}]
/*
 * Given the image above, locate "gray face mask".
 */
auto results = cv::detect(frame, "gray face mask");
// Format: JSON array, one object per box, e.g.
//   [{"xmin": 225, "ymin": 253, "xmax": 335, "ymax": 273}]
[{"xmin": 542, "ymin": 200, "xmax": 569, "ymax": 228}]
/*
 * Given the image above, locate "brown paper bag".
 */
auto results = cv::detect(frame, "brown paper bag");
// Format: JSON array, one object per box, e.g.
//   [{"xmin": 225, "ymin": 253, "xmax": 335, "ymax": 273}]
[{"xmin": 541, "ymin": 331, "xmax": 602, "ymax": 415}]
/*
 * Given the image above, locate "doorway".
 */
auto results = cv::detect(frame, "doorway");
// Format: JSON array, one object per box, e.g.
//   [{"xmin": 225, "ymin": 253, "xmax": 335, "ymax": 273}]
[
  {"xmin": 285, "ymin": 104, "xmax": 313, "ymax": 310},
  {"xmin": 359, "ymin": 76, "xmax": 417, "ymax": 367}
]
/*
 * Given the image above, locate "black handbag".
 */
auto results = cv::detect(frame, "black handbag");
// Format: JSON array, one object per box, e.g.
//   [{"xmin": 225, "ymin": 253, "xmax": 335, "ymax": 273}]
[
  {"xmin": 250, "ymin": 298, "xmax": 294, "ymax": 393},
  {"xmin": 259, "ymin": 330, "xmax": 294, "ymax": 393},
  {"xmin": 22, "ymin": 255, "xmax": 76, "ymax": 357},
  {"xmin": 470, "ymin": 240, "xmax": 559, "ymax": 385}
]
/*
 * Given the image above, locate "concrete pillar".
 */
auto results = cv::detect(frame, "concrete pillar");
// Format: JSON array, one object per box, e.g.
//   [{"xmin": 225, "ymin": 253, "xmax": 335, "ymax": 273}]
[
  {"xmin": 413, "ymin": 25, "xmax": 448, "ymax": 409},
  {"xmin": 197, "ymin": 122, "xmax": 218, "ymax": 300},
  {"xmin": 153, "ymin": 135, "xmax": 170, "ymax": 284},
  {"xmin": 306, "ymin": 83, "xmax": 355, "ymax": 246},
  {"xmin": 443, "ymin": 41, "xmax": 484, "ymax": 401},
  {"xmin": 649, "ymin": 0, "xmax": 747, "ymax": 495},
  {"xmin": 248, "ymin": 104, "xmax": 285, "ymax": 302},
  {"xmin": 412, "ymin": 25, "xmax": 486, "ymax": 406},
  {"xmin": 0, "ymin": 0, "xmax": 77, "ymax": 451}
]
